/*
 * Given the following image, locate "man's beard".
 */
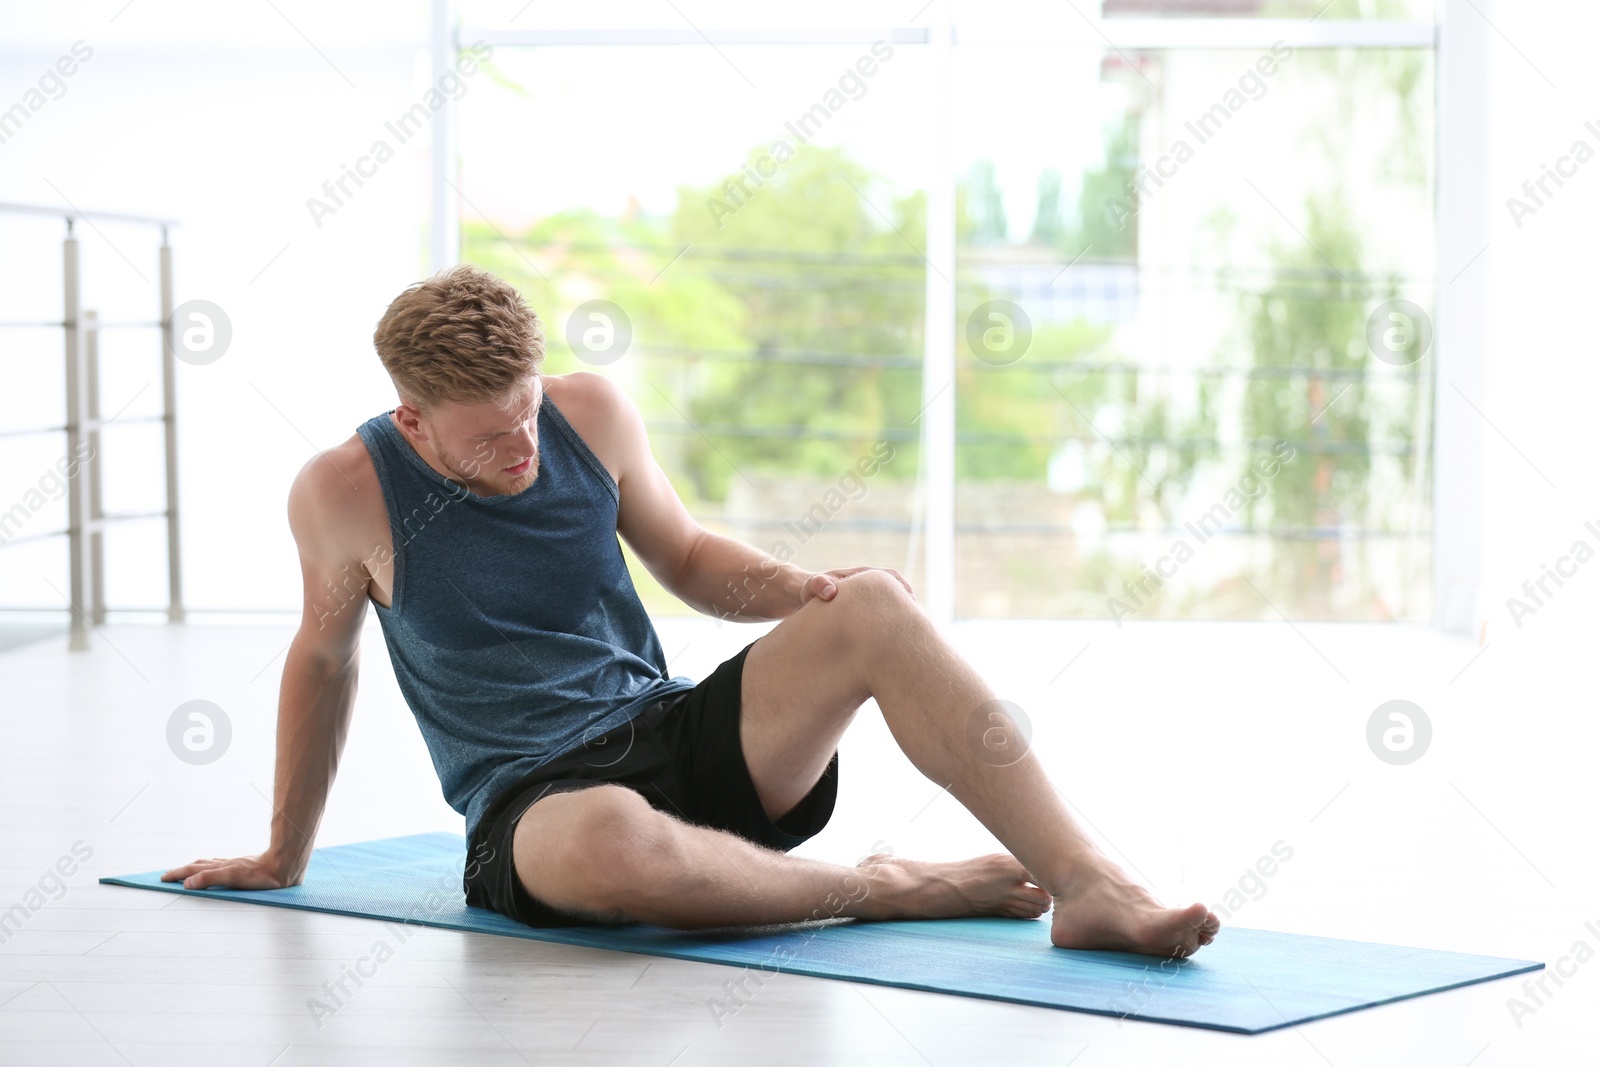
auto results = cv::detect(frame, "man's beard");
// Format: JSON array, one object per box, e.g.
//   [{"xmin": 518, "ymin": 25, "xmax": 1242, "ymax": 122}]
[{"xmin": 435, "ymin": 439, "xmax": 539, "ymax": 497}]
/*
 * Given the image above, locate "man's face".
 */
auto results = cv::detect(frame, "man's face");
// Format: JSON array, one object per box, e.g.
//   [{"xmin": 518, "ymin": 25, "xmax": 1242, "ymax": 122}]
[{"xmin": 403, "ymin": 377, "xmax": 543, "ymax": 497}]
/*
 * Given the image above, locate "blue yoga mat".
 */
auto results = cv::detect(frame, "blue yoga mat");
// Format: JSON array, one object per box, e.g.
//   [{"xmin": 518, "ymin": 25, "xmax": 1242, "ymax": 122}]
[{"xmin": 101, "ymin": 832, "xmax": 1540, "ymax": 1034}]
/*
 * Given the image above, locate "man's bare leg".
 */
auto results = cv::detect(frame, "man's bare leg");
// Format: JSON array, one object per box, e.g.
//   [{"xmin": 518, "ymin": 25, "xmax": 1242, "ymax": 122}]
[
  {"xmin": 512, "ymin": 784, "xmax": 1053, "ymax": 928},
  {"xmin": 739, "ymin": 569, "xmax": 1220, "ymax": 957}
]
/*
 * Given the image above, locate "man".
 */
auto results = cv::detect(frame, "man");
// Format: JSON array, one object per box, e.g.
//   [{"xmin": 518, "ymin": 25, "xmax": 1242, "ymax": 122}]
[{"xmin": 164, "ymin": 264, "xmax": 1219, "ymax": 958}]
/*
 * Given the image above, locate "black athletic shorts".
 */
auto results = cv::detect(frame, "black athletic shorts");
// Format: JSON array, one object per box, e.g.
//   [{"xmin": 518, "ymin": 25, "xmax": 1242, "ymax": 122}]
[{"xmin": 462, "ymin": 639, "xmax": 840, "ymax": 927}]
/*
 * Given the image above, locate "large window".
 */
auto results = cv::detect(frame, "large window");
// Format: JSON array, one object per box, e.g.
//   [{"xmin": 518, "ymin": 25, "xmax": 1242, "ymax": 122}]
[{"xmin": 450, "ymin": 1, "xmax": 1437, "ymax": 621}]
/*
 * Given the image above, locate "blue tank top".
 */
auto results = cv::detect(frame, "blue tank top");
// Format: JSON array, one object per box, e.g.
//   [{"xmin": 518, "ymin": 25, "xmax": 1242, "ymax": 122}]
[{"xmin": 354, "ymin": 393, "xmax": 696, "ymax": 844}]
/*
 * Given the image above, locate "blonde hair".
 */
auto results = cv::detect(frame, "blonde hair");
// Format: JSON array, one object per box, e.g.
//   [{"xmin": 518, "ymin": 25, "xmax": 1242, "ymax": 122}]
[{"xmin": 373, "ymin": 264, "xmax": 544, "ymax": 408}]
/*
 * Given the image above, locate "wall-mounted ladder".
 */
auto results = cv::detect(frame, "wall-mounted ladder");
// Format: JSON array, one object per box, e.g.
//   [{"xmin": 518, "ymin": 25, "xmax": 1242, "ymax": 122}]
[{"xmin": 0, "ymin": 202, "xmax": 184, "ymax": 649}]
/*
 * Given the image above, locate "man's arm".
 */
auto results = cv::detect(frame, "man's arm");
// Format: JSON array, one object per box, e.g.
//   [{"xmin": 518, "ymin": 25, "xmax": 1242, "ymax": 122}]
[
  {"xmin": 162, "ymin": 450, "xmax": 371, "ymax": 889},
  {"xmin": 579, "ymin": 373, "xmax": 908, "ymax": 621}
]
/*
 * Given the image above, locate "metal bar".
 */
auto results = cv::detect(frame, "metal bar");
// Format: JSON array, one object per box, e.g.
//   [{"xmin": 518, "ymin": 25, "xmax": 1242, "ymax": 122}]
[
  {"xmin": 531, "ymin": 264, "xmax": 1406, "ymax": 294},
  {"xmin": 0, "ymin": 528, "xmax": 69, "ymax": 547},
  {"xmin": 631, "ymin": 344, "xmax": 1423, "ymax": 379},
  {"xmin": 91, "ymin": 414, "xmax": 164, "ymax": 428},
  {"xmin": 90, "ymin": 510, "xmax": 172, "ymax": 532},
  {"xmin": 921, "ymin": 0, "xmax": 956, "ymax": 627},
  {"xmin": 86, "ymin": 309, "xmax": 106, "ymax": 626},
  {"xmin": 62, "ymin": 230, "xmax": 90, "ymax": 650},
  {"xmin": 0, "ymin": 425, "xmax": 70, "ymax": 439},
  {"xmin": 468, "ymin": 237, "xmax": 1432, "ymax": 280},
  {"xmin": 0, "ymin": 416, "xmax": 165, "ymax": 440},
  {"xmin": 464, "ymin": 20, "xmax": 1431, "ymax": 50},
  {"xmin": 469, "ymin": 239, "xmax": 1427, "ymax": 290},
  {"xmin": 0, "ymin": 605, "xmax": 206, "ymax": 613},
  {"xmin": 641, "ymin": 422, "xmax": 1419, "ymax": 454},
  {"xmin": 466, "ymin": 26, "xmax": 931, "ymax": 46},
  {"xmin": 1, "ymin": 511, "xmax": 172, "ymax": 547},
  {"xmin": 959, "ymin": 19, "xmax": 1436, "ymax": 50},
  {"xmin": 0, "ymin": 320, "xmax": 161, "ymax": 329},
  {"xmin": 95, "ymin": 413, "xmax": 163, "ymax": 429},
  {"xmin": 724, "ymin": 516, "xmax": 1430, "ymax": 540},
  {"xmin": 160, "ymin": 234, "xmax": 185, "ymax": 623},
  {"xmin": 0, "ymin": 201, "xmax": 179, "ymax": 227}
]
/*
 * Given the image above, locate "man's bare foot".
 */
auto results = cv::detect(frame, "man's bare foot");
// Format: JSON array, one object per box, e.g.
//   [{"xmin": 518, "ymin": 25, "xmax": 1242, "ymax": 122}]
[
  {"xmin": 854, "ymin": 853, "xmax": 1052, "ymax": 921},
  {"xmin": 1049, "ymin": 857, "xmax": 1221, "ymax": 958}
]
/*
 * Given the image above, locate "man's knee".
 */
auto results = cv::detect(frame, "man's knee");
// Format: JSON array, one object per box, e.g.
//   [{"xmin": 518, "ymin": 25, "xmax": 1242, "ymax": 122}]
[
  {"xmin": 516, "ymin": 785, "xmax": 687, "ymax": 919},
  {"xmin": 827, "ymin": 568, "xmax": 919, "ymax": 633}
]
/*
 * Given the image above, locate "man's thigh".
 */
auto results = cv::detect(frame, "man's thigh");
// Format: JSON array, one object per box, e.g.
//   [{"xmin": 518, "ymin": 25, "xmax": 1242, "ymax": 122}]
[
  {"xmin": 740, "ymin": 577, "xmax": 889, "ymax": 822},
  {"xmin": 506, "ymin": 784, "xmax": 654, "ymax": 925}
]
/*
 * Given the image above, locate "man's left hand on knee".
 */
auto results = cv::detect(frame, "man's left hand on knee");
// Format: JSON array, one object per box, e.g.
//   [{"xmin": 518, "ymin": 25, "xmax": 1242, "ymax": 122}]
[{"xmin": 799, "ymin": 566, "xmax": 915, "ymax": 607}]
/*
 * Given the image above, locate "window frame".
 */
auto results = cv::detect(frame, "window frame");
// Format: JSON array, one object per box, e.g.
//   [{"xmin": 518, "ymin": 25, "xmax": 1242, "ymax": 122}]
[{"xmin": 431, "ymin": 0, "xmax": 1475, "ymax": 629}]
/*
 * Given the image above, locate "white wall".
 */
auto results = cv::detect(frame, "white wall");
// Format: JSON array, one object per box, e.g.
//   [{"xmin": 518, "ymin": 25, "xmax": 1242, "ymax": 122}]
[
  {"xmin": 0, "ymin": 2, "xmax": 442, "ymax": 612},
  {"xmin": 1479, "ymin": 2, "xmax": 1600, "ymax": 647}
]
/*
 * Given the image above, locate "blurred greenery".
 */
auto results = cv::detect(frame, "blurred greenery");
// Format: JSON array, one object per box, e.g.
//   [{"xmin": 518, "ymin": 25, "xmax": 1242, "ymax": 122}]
[
  {"xmin": 1073, "ymin": 116, "xmax": 1141, "ymax": 262},
  {"xmin": 667, "ymin": 148, "xmax": 926, "ymax": 500},
  {"xmin": 460, "ymin": 43, "xmax": 1431, "ymax": 620},
  {"xmin": 466, "ymin": 144, "xmax": 1143, "ymax": 506},
  {"xmin": 1227, "ymin": 47, "xmax": 1432, "ymax": 619},
  {"xmin": 1236, "ymin": 193, "xmax": 1373, "ymax": 614}
]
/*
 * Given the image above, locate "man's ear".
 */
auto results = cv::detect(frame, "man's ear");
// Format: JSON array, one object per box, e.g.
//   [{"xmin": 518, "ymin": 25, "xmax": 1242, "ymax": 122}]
[{"xmin": 392, "ymin": 398, "xmax": 429, "ymax": 441}]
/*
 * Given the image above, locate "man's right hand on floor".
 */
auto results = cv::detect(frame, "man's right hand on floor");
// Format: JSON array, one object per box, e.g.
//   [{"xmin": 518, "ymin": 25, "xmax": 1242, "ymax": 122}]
[{"xmin": 161, "ymin": 853, "xmax": 302, "ymax": 890}]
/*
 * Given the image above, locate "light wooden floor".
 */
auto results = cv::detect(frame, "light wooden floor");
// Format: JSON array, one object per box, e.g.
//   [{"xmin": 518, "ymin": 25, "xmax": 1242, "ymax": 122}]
[{"xmin": 1, "ymin": 613, "xmax": 1594, "ymax": 1066}]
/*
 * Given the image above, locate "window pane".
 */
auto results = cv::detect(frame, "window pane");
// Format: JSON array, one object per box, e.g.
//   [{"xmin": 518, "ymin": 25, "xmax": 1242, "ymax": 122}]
[
  {"xmin": 459, "ymin": 43, "xmax": 932, "ymax": 615},
  {"xmin": 952, "ymin": 43, "xmax": 1434, "ymax": 620}
]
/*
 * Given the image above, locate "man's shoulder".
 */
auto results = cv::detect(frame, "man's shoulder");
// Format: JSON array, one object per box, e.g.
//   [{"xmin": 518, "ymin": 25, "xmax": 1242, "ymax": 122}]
[
  {"xmin": 543, "ymin": 372, "xmax": 640, "ymax": 482},
  {"xmin": 291, "ymin": 432, "xmax": 380, "ymax": 505},
  {"xmin": 544, "ymin": 370, "xmax": 631, "ymax": 424},
  {"xmin": 287, "ymin": 432, "xmax": 385, "ymax": 552}
]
